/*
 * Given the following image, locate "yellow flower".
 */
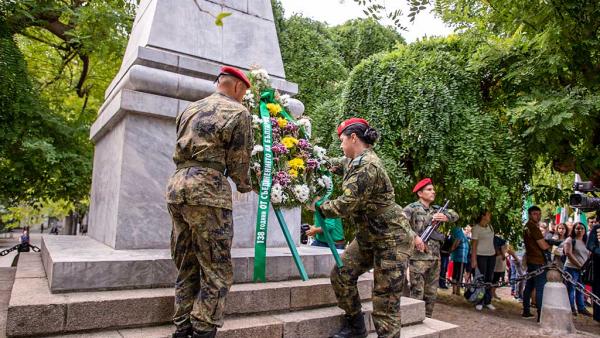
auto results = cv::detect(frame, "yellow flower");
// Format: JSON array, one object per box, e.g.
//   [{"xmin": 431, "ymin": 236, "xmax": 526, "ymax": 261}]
[
  {"xmin": 288, "ymin": 168, "xmax": 299, "ymax": 178},
  {"xmin": 277, "ymin": 117, "xmax": 288, "ymax": 128},
  {"xmin": 288, "ymin": 158, "xmax": 305, "ymax": 170},
  {"xmin": 267, "ymin": 103, "xmax": 282, "ymax": 116},
  {"xmin": 281, "ymin": 136, "xmax": 299, "ymax": 149}
]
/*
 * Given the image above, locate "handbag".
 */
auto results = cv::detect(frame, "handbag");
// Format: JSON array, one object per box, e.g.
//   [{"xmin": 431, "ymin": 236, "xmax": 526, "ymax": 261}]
[{"xmin": 581, "ymin": 256, "xmax": 594, "ymax": 285}]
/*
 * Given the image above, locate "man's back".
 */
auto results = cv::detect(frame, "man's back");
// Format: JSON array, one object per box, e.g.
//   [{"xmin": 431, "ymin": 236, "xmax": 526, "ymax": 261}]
[{"xmin": 166, "ymin": 92, "xmax": 253, "ymax": 210}]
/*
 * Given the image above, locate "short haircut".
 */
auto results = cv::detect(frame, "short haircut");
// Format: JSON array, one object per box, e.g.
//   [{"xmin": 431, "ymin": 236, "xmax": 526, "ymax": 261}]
[{"xmin": 527, "ymin": 205, "xmax": 541, "ymax": 215}]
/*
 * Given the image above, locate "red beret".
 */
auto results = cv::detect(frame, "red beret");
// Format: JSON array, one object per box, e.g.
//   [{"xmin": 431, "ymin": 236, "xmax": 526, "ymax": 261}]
[
  {"xmin": 219, "ymin": 66, "xmax": 251, "ymax": 88},
  {"xmin": 337, "ymin": 118, "xmax": 369, "ymax": 137},
  {"xmin": 412, "ymin": 178, "xmax": 432, "ymax": 193}
]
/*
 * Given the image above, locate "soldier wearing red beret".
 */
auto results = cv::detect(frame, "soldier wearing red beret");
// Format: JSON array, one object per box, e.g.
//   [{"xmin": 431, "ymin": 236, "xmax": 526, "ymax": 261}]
[
  {"xmin": 317, "ymin": 118, "xmax": 425, "ymax": 338},
  {"xmin": 403, "ymin": 179, "xmax": 459, "ymax": 318},
  {"xmin": 166, "ymin": 66, "xmax": 252, "ymax": 338}
]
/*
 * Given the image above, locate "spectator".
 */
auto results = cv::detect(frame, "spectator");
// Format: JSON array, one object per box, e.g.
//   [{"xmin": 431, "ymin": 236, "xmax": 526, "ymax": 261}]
[
  {"xmin": 508, "ymin": 246, "xmax": 524, "ymax": 300},
  {"xmin": 471, "ymin": 210, "xmax": 496, "ymax": 311},
  {"xmin": 439, "ymin": 232, "xmax": 453, "ymax": 289},
  {"xmin": 551, "ymin": 223, "xmax": 568, "ymax": 266},
  {"xmin": 17, "ymin": 229, "xmax": 30, "ymax": 252},
  {"xmin": 539, "ymin": 222, "xmax": 549, "ymax": 239},
  {"xmin": 522, "ymin": 205, "xmax": 550, "ymax": 321},
  {"xmin": 464, "ymin": 225, "xmax": 473, "ymax": 283},
  {"xmin": 563, "ymin": 222, "xmax": 592, "ymax": 316},
  {"xmin": 306, "ymin": 217, "xmax": 346, "ymax": 250},
  {"xmin": 450, "ymin": 225, "xmax": 470, "ymax": 296},
  {"xmin": 585, "ymin": 217, "xmax": 600, "ymax": 323}
]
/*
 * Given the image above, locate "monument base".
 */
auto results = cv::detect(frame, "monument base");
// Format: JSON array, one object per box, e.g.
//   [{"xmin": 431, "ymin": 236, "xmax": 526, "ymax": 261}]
[{"xmin": 41, "ymin": 235, "xmax": 340, "ymax": 293}]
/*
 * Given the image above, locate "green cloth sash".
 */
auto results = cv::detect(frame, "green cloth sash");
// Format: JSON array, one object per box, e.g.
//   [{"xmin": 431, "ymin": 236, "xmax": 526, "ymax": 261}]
[{"xmin": 253, "ymin": 93, "xmax": 275, "ymax": 282}]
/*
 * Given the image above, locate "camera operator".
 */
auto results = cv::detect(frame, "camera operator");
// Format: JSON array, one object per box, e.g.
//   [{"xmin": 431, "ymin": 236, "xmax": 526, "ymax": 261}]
[{"xmin": 586, "ymin": 213, "xmax": 600, "ymax": 323}]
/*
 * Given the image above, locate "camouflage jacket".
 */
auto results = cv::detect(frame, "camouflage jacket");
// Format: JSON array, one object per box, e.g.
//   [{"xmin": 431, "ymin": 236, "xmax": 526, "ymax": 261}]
[
  {"xmin": 166, "ymin": 93, "xmax": 253, "ymax": 210},
  {"xmin": 403, "ymin": 201, "xmax": 459, "ymax": 260},
  {"xmin": 319, "ymin": 149, "xmax": 416, "ymax": 249}
]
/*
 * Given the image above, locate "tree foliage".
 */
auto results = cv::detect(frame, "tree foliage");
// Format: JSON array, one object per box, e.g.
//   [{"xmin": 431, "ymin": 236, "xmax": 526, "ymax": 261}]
[
  {"xmin": 341, "ymin": 36, "xmax": 529, "ymax": 241},
  {"xmin": 0, "ymin": 1, "xmax": 134, "ymax": 205},
  {"xmin": 330, "ymin": 18, "xmax": 405, "ymax": 70},
  {"xmin": 434, "ymin": 0, "xmax": 600, "ymax": 185}
]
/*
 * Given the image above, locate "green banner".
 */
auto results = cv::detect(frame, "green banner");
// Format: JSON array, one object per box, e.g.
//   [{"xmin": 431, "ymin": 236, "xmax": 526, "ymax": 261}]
[
  {"xmin": 253, "ymin": 93, "xmax": 275, "ymax": 282},
  {"xmin": 314, "ymin": 173, "xmax": 344, "ymax": 268}
]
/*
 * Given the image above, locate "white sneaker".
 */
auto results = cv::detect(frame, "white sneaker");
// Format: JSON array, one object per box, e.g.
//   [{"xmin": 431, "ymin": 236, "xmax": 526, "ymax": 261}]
[
  {"xmin": 475, "ymin": 304, "xmax": 483, "ymax": 311},
  {"xmin": 486, "ymin": 304, "xmax": 496, "ymax": 310}
]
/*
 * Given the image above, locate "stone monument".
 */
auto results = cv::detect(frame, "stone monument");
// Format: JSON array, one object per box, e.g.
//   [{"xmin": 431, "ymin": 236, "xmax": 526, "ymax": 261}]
[{"xmin": 39, "ymin": 0, "xmax": 326, "ymax": 292}]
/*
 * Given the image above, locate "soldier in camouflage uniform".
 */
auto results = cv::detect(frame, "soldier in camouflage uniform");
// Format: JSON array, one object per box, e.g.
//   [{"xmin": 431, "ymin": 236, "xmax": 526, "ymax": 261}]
[
  {"xmin": 165, "ymin": 66, "xmax": 253, "ymax": 338},
  {"xmin": 317, "ymin": 118, "xmax": 425, "ymax": 338},
  {"xmin": 404, "ymin": 178, "xmax": 459, "ymax": 317}
]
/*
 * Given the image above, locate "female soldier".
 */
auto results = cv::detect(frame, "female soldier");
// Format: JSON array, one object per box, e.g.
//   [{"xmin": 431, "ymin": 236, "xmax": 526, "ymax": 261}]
[{"xmin": 316, "ymin": 118, "xmax": 425, "ymax": 338}]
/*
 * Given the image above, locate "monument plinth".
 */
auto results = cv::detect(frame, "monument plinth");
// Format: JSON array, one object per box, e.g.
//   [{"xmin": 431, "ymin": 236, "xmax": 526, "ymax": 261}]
[{"xmin": 42, "ymin": 0, "xmax": 312, "ymax": 292}]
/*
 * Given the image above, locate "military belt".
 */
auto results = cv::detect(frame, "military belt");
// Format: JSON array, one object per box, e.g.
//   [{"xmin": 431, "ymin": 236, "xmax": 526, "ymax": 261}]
[{"xmin": 176, "ymin": 160, "xmax": 226, "ymax": 174}]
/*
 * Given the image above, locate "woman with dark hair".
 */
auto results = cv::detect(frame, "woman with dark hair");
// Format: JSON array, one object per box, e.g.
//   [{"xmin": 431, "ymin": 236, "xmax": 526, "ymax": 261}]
[
  {"xmin": 564, "ymin": 222, "xmax": 592, "ymax": 316},
  {"xmin": 470, "ymin": 210, "xmax": 496, "ymax": 311},
  {"xmin": 316, "ymin": 117, "xmax": 425, "ymax": 338}
]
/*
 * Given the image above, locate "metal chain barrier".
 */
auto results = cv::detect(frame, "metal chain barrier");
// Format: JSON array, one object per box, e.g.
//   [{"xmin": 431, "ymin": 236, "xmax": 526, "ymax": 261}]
[
  {"xmin": 440, "ymin": 262, "xmax": 600, "ymax": 307},
  {"xmin": 0, "ymin": 243, "xmax": 41, "ymax": 256}
]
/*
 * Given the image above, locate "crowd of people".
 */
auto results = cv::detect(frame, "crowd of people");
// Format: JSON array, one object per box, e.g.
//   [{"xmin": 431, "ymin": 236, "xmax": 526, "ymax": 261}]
[{"xmin": 438, "ymin": 208, "xmax": 600, "ymax": 323}]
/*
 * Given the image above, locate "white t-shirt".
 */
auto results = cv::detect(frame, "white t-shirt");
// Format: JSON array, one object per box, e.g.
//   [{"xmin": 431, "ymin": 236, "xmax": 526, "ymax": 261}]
[{"xmin": 471, "ymin": 224, "xmax": 495, "ymax": 256}]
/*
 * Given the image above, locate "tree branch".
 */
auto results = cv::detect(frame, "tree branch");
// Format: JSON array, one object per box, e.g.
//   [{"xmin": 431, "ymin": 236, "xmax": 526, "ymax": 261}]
[{"xmin": 75, "ymin": 53, "xmax": 89, "ymax": 98}]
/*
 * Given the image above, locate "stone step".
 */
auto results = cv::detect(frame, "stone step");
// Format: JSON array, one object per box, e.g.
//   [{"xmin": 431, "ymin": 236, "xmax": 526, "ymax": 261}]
[
  {"xmin": 41, "ymin": 236, "xmax": 341, "ymax": 292},
  {"xmin": 10, "ymin": 253, "xmax": 423, "ymax": 337},
  {"xmin": 368, "ymin": 318, "xmax": 459, "ymax": 338},
  {"xmin": 48, "ymin": 300, "xmax": 435, "ymax": 338}
]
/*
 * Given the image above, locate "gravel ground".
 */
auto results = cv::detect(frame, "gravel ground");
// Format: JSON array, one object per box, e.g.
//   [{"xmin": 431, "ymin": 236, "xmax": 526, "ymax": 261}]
[{"xmin": 431, "ymin": 286, "xmax": 600, "ymax": 338}]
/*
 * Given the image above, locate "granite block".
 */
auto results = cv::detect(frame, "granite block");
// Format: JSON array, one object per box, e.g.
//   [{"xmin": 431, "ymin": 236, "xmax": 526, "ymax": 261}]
[
  {"xmin": 225, "ymin": 281, "xmax": 289, "ymax": 315},
  {"xmin": 248, "ymin": 0, "xmax": 274, "ymax": 21},
  {"xmin": 421, "ymin": 318, "xmax": 459, "ymax": 338},
  {"xmin": 222, "ymin": 10, "xmax": 285, "ymax": 77},
  {"xmin": 218, "ymin": 315, "xmax": 283, "ymax": 338}
]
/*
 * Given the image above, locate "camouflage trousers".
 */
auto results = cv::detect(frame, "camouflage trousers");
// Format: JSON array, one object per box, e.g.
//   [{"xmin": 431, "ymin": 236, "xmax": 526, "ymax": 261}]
[
  {"xmin": 408, "ymin": 259, "xmax": 440, "ymax": 317},
  {"xmin": 331, "ymin": 238, "xmax": 409, "ymax": 338},
  {"xmin": 168, "ymin": 204, "xmax": 234, "ymax": 332}
]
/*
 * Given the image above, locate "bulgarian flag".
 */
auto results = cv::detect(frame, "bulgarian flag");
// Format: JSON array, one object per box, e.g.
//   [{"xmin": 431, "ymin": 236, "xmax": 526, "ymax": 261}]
[
  {"xmin": 555, "ymin": 206, "xmax": 569, "ymax": 224},
  {"xmin": 575, "ymin": 209, "xmax": 589, "ymax": 232}
]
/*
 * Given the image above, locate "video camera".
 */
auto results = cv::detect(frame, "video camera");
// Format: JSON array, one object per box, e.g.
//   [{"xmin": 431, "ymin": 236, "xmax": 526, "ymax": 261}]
[{"xmin": 569, "ymin": 181, "xmax": 600, "ymax": 212}]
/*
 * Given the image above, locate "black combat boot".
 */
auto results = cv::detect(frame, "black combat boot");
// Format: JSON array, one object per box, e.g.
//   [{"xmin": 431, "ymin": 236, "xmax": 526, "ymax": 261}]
[
  {"xmin": 331, "ymin": 312, "xmax": 367, "ymax": 338},
  {"xmin": 171, "ymin": 326, "xmax": 192, "ymax": 338},
  {"xmin": 192, "ymin": 327, "xmax": 217, "ymax": 338}
]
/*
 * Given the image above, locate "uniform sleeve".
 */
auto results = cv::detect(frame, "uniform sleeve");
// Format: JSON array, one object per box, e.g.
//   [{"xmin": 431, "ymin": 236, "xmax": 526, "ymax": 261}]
[
  {"xmin": 445, "ymin": 208, "xmax": 460, "ymax": 223},
  {"xmin": 319, "ymin": 163, "xmax": 375, "ymax": 218},
  {"xmin": 328, "ymin": 156, "xmax": 346, "ymax": 176},
  {"xmin": 226, "ymin": 110, "xmax": 253, "ymax": 193}
]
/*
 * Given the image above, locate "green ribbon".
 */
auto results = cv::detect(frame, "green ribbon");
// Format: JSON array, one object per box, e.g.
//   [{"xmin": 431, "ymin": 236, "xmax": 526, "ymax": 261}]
[
  {"xmin": 261, "ymin": 89, "xmax": 308, "ymax": 138},
  {"xmin": 253, "ymin": 94, "xmax": 275, "ymax": 282},
  {"xmin": 314, "ymin": 173, "xmax": 344, "ymax": 268}
]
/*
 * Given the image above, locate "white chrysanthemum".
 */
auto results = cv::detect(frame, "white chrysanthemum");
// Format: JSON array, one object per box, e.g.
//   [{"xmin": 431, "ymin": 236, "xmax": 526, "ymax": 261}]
[
  {"xmin": 313, "ymin": 145, "xmax": 327, "ymax": 159},
  {"xmin": 252, "ymin": 162, "xmax": 262, "ymax": 172},
  {"xmin": 317, "ymin": 177, "xmax": 325, "ymax": 188},
  {"xmin": 271, "ymin": 183, "xmax": 284, "ymax": 204},
  {"xmin": 251, "ymin": 145, "xmax": 264, "ymax": 156},
  {"xmin": 292, "ymin": 184, "xmax": 310, "ymax": 203},
  {"xmin": 297, "ymin": 118, "xmax": 312, "ymax": 138},
  {"xmin": 322, "ymin": 175, "xmax": 332, "ymax": 190},
  {"xmin": 280, "ymin": 94, "xmax": 290, "ymax": 107},
  {"xmin": 243, "ymin": 89, "xmax": 256, "ymax": 108}
]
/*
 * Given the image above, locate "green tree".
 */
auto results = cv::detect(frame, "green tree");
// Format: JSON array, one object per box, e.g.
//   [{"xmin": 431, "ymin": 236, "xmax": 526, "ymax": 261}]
[
  {"xmin": 330, "ymin": 18, "xmax": 405, "ymax": 70},
  {"xmin": 341, "ymin": 36, "xmax": 529, "ymax": 241},
  {"xmin": 433, "ymin": 0, "xmax": 600, "ymax": 184},
  {"xmin": 0, "ymin": 1, "xmax": 134, "ymax": 205}
]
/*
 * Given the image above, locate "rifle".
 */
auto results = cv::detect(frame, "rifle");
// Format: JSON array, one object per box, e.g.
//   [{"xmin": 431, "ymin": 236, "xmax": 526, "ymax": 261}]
[{"xmin": 420, "ymin": 199, "xmax": 450, "ymax": 243}]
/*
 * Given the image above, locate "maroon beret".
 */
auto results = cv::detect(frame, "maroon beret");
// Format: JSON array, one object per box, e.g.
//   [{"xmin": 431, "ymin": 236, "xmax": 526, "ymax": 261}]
[
  {"xmin": 337, "ymin": 118, "xmax": 369, "ymax": 137},
  {"xmin": 412, "ymin": 178, "xmax": 433, "ymax": 193},
  {"xmin": 219, "ymin": 66, "xmax": 251, "ymax": 88}
]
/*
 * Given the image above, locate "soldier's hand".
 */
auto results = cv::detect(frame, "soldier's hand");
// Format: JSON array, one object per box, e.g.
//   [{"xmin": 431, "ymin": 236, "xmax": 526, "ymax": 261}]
[
  {"xmin": 306, "ymin": 196, "xmax": 322, "ymax": 212},
  {"xmin": 414, "ymin": 235, "xmax": 426, "ymax": 252},
  {"xmin": 432, "ymin": 213, "xmax": 448, "ymax": 222}
]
